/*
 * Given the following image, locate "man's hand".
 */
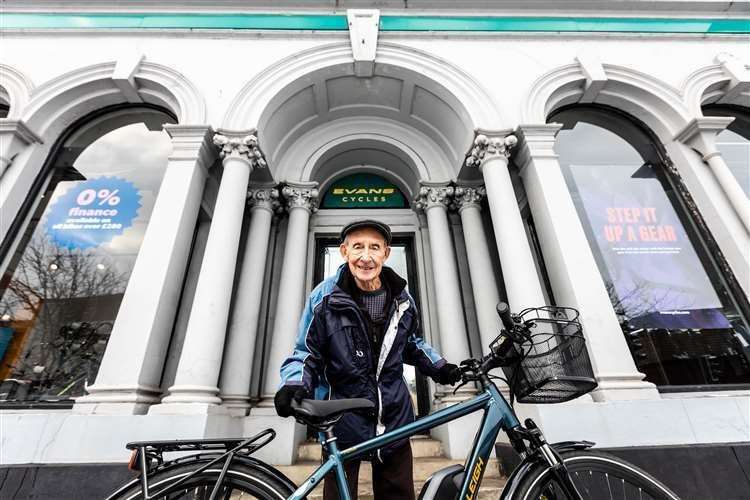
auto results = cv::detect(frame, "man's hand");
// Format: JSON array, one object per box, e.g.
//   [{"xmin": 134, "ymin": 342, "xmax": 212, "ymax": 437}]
[
  {"xmin": 433, "ymin": 363, "xmax": 462, "ymax": 386},
  {"xmin": 274, "ymin": 385, "xmax": 310, "ymax": 417}
]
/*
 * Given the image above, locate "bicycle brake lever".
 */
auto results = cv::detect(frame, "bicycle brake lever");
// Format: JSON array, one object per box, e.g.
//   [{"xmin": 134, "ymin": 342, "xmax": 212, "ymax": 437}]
[{"xmin": 452, "ymin": 379, "xmax": 469, "ymax": 395}]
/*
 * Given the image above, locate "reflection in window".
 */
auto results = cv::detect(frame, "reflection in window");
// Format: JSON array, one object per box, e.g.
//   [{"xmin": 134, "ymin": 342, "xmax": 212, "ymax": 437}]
[
  {"xmin": 0, "ymin": 107, "xmax": 174, "ymax": 404},
  {"xmin": 552, "ymin": 107, "xmax": 750, "ymax": 387},
  {"xmin": 703, "ymin": 105, "xmax": 750, "ymax": 197}
]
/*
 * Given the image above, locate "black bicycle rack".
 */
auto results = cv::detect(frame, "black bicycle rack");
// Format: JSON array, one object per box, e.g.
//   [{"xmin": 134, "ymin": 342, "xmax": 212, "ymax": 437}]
[{"xmin": 124, "ymin": 429, "xmax": 276, "ymax": 500}]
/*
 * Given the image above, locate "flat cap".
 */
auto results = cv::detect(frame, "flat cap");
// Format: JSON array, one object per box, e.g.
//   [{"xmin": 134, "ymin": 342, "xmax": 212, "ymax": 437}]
[{"xmin": 340, "ymin": 219, "xmax": 392, "ymax": 245}]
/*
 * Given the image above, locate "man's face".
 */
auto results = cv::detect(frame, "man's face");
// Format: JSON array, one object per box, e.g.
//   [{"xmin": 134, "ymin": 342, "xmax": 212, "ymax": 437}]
[{"xmin": 339, "ymin": 227, "xmax": 391, "ymax": 286}]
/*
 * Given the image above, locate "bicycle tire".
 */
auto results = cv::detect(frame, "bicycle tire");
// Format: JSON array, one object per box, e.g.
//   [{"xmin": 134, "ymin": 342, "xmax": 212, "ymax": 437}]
[
  {"xmin": 111, "ymin": 461, "xmax": 295, "ymax": 500},
  {"xmin": 513, "ymin": 450, "xmax": 681, "ymax": 500}
]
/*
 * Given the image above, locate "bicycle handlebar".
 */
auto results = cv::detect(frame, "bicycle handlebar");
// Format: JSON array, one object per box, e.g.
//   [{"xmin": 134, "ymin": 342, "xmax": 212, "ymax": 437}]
[{"xmin": 496, "ymin": 302, "xmax": 515, "ymax": 331}]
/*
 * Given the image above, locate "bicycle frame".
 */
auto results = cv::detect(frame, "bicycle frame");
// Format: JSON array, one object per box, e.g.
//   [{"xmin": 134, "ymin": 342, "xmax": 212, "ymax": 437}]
[{"xmin": 288, "ymin": 383, "xmax": 520, "ymax": 500}]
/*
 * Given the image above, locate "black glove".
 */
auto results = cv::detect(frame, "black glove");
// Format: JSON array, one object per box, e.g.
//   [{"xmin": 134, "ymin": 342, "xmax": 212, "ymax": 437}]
[
  {"xmin": 433, "ymin": 363, "xmax": 462, "ymax": 386},
  {"xmin": 274, "ymin": 385, "xmax": 310, "ymax": 418}
]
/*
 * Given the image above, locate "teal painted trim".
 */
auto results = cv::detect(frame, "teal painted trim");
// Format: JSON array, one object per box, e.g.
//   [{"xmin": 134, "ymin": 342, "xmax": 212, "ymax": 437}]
[
  {"xmin": 380, "ymin": 16, "xmax": 750, "ymax": 33},
  {"xmin": 0, "ymin": 13, "xmax": 349, "ymax": 31},
  {"xmin": 0, "ymin": 13, "xmax": 748, "ymax": 34}
]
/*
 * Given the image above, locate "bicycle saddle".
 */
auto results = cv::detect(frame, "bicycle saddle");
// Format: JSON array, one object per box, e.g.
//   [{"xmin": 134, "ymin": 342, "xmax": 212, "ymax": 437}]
[{"xmin": 291, "ymin": 398, "xmax": 375, "ymax": 421}]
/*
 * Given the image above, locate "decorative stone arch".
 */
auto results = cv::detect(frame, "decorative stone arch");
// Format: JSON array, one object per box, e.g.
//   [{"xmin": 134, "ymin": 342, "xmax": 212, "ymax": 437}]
[
  {"xmin": 22, "ymin": 59, "xmax": 205, "ymax": 138},
  {"xmin": 682, "ymin": 52, "xmax": 750, "ymax": 116},
  {"xmin": 0, "ymin": 58, "xmax": 205, "ymax": 244},
  {"xmin": 524, "ymin": 61, "xmax": 691, "ymax": 138},
  {"xmin": 0, "ymin": 63, "xmax": 34, "ymax": 118},
  {"xmin": 222, "ymin": 42, "xmax": 501, "ymax": 181},
  {"xmin": 275, "ymin": 116, "xmax": 451, "ymax": 195},
  {"xmin": 223, "ymin": 41, "xmax": 502, "ymax": 132}
]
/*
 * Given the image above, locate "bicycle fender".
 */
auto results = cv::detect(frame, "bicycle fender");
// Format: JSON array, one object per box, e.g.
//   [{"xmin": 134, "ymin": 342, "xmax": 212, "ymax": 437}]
[
  {"xmin": 233, "ymin": 455, "xmax": 298, "ymax": 491},
  {"xmin": 497, "ymin": 441, "xmax": 594, "ymax": 500}
]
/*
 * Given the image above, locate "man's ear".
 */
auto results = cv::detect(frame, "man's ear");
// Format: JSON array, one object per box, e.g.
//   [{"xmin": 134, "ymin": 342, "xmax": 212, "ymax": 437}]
[
  {"xmin": 384, "ymin": 246, "xmax": 391, "ymax": 260},
  {"xmin": 339, "ymin": 243, "xmax": 348, "ymax": 259}
]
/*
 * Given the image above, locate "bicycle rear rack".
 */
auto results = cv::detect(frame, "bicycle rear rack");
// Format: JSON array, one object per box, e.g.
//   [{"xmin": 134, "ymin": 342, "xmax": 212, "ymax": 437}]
[{"xmin": 124, "ymin": 429, "xmax": 276, "ymax": 500}]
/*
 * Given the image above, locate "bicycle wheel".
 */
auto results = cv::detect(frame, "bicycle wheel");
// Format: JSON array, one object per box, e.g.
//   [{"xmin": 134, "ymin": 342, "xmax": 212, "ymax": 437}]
[
  {"xmin": 513, "ymin": 450, "xmax": 680, "ymax": 500},
  {"xmin": 111, "ymin": 462, "xmax": 295, "ymax": 500}
]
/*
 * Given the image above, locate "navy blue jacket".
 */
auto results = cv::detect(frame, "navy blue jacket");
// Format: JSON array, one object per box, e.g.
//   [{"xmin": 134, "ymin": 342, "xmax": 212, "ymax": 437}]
[{"xmin": 279, "ymin": 265, "xmax": 447, "ymax": 457}]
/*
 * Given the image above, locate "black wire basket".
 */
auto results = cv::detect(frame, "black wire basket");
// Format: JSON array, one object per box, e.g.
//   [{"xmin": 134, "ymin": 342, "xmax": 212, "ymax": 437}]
[{"xmin": 502, "ymin": 306, "xmax": 597, "ymax": 404}]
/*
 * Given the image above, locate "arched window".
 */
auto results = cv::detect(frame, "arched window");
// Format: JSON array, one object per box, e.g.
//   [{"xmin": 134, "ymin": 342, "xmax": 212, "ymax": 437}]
[
  {"xmin": 703, "ymin": 105, "xmax": 750, "ymax": 197},
  {"xmin": 0, "ymin": 106, "xmax": 175, "ymax": 405},
  {"xmin": 551, "ymin": 105, "xmax": 750, "ymax": 388}
]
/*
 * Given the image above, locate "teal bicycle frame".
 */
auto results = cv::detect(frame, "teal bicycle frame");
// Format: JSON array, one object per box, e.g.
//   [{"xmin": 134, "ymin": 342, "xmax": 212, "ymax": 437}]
[{"xmin": 288, "ymin": 383, "xmax": 519, "ymax": 500}]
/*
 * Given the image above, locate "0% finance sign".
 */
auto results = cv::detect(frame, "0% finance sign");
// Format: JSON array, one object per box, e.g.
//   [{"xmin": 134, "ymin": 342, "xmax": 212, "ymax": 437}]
[{"xmin": 45, "ymin": 176, "xmax": 141, "ymax": 249}]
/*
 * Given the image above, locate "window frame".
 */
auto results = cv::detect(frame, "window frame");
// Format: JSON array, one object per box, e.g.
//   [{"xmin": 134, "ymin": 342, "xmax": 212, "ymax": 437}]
[
  {"xmin": 0, "ymin": 104, "xmax": 176, "ymax": 409},
  {"xmin": 550, "ymin": 103, "xmax": 750, "ymax": 391}
]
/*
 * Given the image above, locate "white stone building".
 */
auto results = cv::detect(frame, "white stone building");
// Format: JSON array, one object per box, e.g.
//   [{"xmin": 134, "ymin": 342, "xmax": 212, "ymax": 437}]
[{"xmin": 0, "ymin": 1, "xmax": 748, "ymax": 495}]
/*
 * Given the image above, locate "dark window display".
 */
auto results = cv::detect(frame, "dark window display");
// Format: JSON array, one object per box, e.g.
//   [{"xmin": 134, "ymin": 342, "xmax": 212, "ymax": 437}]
[
  {"xmin": 551, "ymin": 106, "xmax": 750, "ymax": 387},
  {"xmin": 0, "ymin": 107, "xmax": 174, "ymax": 404}
]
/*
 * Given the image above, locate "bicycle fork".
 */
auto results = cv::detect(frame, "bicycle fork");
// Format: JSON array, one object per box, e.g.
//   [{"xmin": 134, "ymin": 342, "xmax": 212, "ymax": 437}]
[
  {"xmin": 538, "ymin": 442, "xmax": 584, "ymax": 500},
  {"xmin": 511, "ymin": 419, "xmax": 584, "ymax": 500}
]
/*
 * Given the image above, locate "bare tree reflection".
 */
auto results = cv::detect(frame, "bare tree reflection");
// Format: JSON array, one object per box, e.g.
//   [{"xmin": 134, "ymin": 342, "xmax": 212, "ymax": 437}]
[{"xmin": 0, "ymin": 235, "xmax": 128, "ymax": 401}]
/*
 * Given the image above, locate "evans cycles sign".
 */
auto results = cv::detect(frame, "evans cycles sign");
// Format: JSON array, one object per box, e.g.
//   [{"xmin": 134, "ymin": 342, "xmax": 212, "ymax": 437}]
[
  {"xmin": 45, "ymin": 176, "xmax": 141, "ymax": 249},
  {"xmin": 321, "ymin": 173, "xmax": 407, "ymax": 209}
]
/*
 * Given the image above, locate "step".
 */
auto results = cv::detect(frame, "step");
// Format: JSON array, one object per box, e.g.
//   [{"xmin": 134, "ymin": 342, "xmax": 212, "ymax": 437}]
[
  {"xmin": 296, "ymin": 436, "xmax": 444, "ymax": 462},
  {"xmin": 276, "ymin": 457, "xmax": 505, "ymax": 499},
  {"xmin": 276, "ymin": 459, "xmax": 505, "ymax": 499}
]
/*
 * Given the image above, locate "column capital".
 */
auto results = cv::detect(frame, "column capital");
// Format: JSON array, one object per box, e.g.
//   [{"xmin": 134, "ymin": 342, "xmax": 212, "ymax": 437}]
[
  {"xmin": 282, "ymin": 181, "xmax": 319, "ymax": 213},
  {"xmin": 0, "ymin": 119, "xmax": 43, "ymax": 175},
  {"xmin": 514, "ymin": 123, "xmax": 564, "ymax": 169},
  {"xmin": 453, "ymin": 184, "xmax": 486, "ymax": 213},
  {"xmin": 164, "ymin": 124, "xmax": 217, "ymax": 169},
  {"xmin": 464, "ymin": 129, "xmax": 518, "ymax": 170},
  {"xmin": 674, "ymin": 116, "xmax": 735, "ymax": 160},
  {"xmin": 415, "ymin": 182, "xmax": 453, "ymax": 211},
  {"xmin": 247, "ymin": 184, "xmax": 282, "ymax": 213},
  {"xmin": 213, "ymin": 129, "xmax": 268, "ymax": 169}
]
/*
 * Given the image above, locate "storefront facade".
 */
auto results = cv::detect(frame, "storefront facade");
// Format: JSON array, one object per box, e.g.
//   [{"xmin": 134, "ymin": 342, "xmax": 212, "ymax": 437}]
[{"xmin": 0, "ymin": 1, "xmax": 748, "ymax": 477}]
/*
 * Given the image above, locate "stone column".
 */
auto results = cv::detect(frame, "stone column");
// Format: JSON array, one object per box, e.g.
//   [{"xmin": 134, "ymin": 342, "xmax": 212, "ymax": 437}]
[
  {"xmin": 218, "ymin": 185, "xmax": 280, "ymax": 413},
  {"xmin": 465, "ymin": 131, "xmax": 547, "ymax": 313},
  {"xmin": 260, "ymin": 182, "xmax": 319, "ymax": 400},
  {"xmin": 155, "ymin": 131, "xmax": 267, "ymax": 410},
  {"xmin": 453, "ymin": 183, "xmax": 502, "ymax": 353},
  {"xmin": 515, "ymin": 124, "xmax": 658, "ymax": 401},
  {"xmin": 415, "ymin": 182, "xmax": 473, "ymax": 400},
  {"xmin": 675, "ymin": 117, "xmax": 750, "ymax": 234},
  {"xmin": 74, "ymin": 125, "xmax": 216, "ymax": 414}
]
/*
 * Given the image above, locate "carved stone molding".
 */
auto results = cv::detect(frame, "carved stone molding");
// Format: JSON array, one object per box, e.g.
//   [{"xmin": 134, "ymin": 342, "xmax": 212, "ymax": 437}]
[
  {"xmin": 247, "ymin": 186, "xmax": 282, "ymax": 213},
  {"xmin": 415, "ymin": 183, "xmax": 453, "ymax": 211},
  {"xmin": 213, "ymin": 131, "xmax": 267, "ymax": 169},
  {"xmin": 673, "ymin": 116, "xmax": 735, "ymax": 160},
  {"xmin": 282, "ymin": 183, "xmax": 319, "ymax": 213},
  {"xmin": 464, "ymin": 132, "xmax": 518, "ymax": 169},
  {"xmin": 453, "ymin": 185, "xmax": 486, "ymax": 212}
]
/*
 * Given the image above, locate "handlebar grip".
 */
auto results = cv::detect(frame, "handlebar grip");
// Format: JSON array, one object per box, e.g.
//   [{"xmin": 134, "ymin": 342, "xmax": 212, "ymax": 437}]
[{"xmin": 496, "ymin": 302, "xmax": 515, "ymax": 331}]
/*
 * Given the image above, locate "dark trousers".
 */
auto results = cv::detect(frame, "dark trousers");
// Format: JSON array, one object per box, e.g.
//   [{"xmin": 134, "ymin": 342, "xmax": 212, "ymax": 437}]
[{"xmin": 323, "ymin": 442, "xmax": 416, "ymax": 500}]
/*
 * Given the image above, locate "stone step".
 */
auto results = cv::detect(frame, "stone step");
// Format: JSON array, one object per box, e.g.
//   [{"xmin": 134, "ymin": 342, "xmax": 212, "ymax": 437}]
[
  {"xmin": 274, "ymin": 461, "xmax": 505, "ymax": 500},
  {"xmin": 277, "ymin": 457, "xmax": 504, "ymax": 493},
  {"xmin": 296, "ymin": 436, "xmax": 444, "ymax": 462}
]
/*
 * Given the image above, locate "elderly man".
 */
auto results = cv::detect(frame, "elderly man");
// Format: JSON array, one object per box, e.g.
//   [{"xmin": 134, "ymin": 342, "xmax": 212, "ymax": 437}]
[{"xmin": 275, "ymin": 219, "xmax": 461, "ymax": 500}]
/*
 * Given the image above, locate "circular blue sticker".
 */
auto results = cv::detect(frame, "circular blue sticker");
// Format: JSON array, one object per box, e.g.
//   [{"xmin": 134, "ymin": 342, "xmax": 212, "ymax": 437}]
[{"xmin": 45, "ymin": 176, "xmax": 142, "ymax": 249}]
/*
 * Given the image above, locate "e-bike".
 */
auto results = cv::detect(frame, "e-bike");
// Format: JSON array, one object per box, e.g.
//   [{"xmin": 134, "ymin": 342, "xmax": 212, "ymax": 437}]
[{"xmin": 107, "ymin": 303, "xmax": 680, "ymax": 500}]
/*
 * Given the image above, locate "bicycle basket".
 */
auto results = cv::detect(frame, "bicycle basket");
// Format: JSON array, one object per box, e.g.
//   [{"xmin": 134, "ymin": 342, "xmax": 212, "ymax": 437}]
[{"xmin": 502, "ymin": 306, "xmax": 597, "ymax": 404}]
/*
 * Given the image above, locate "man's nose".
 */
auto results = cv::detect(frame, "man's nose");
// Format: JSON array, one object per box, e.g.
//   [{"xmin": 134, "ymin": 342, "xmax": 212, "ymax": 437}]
[{"xmin": 359, "ymin": 248, "xmax": 374, "ymax": 260}]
